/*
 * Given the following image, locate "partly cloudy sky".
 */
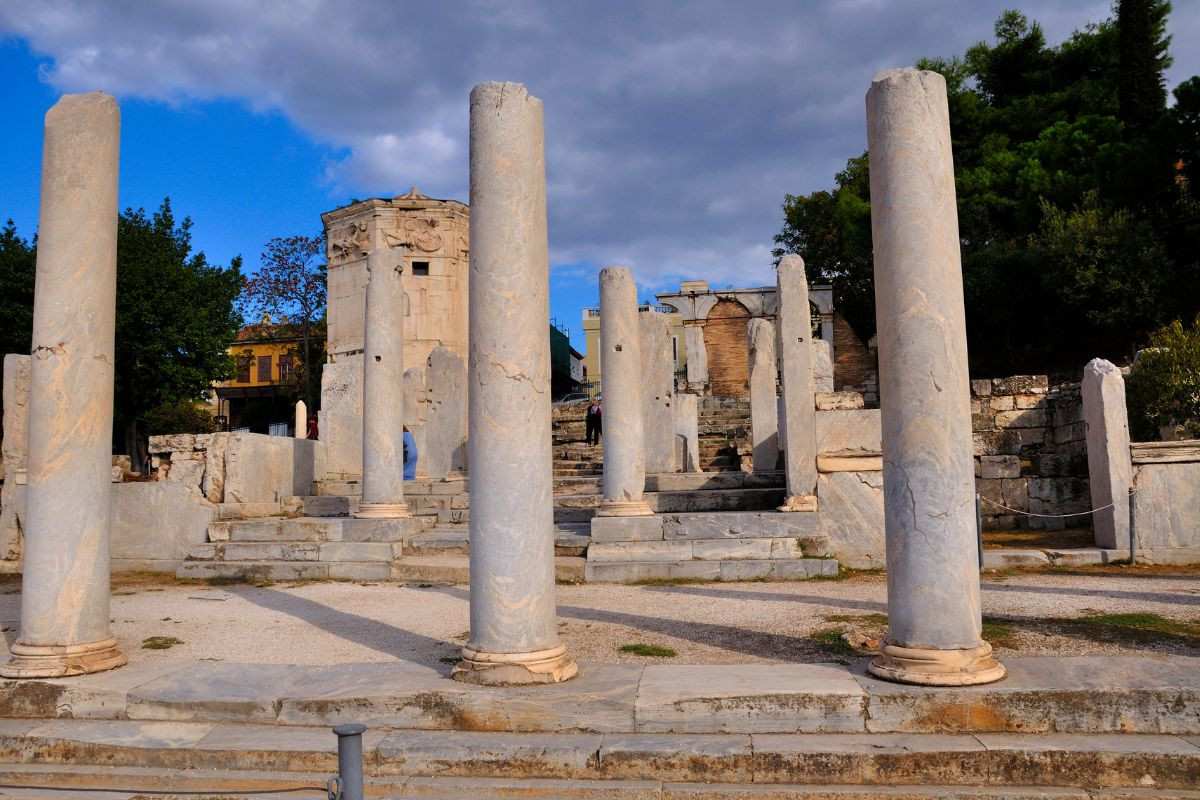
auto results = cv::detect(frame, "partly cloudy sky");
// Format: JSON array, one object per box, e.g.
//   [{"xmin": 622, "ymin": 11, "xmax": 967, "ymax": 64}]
[{"xmin": 2, "ymin": 1, "xmax": 1198, "ymax": 347}]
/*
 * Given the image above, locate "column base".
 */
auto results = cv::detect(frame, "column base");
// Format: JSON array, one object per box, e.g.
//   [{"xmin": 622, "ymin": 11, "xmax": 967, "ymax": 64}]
[
  {"xmin": 353, "ymin": 502, "xmax": 410, "ymax": 519},
  {"xmin": 868, "ymin": 641, "xmax": 1006, "ymax": 686},
  {"xmin": 0, "ymin": 636, "xmax": 127, "ymax": 679},
  {"xmin": 778, "ymin": 494, "xmax": 819, "ymax": 512},
  {"xmin": 451, "ymin": 644, "xmax": 578, "ymax": 686},
  {"xmin": 596, "ymin": 500, "xmax": 654, "ymax": 517}
]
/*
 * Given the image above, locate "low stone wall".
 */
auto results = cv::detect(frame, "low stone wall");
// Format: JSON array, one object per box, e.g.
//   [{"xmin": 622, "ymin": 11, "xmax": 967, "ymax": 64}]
[
  {"xmin": 112, "ymin": 482, "xmax": 216, "ymax": 571},
  {"xmin": 1130, "ymin": 440, "xmax": 1200, "ymax": 564},
  {"xmin": 970, "ymin": 375, "xmax": 1090, "ymax": 530},
  {"xmin": 149, "ymin": 432, "xmax": 317, "ymax": 508}
]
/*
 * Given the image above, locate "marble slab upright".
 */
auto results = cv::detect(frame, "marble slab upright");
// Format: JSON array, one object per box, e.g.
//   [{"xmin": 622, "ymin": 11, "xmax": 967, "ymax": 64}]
[
  {"xmin": 424, "ymin": 345, "xmax": 468, "ymax": 480},
  {"xmin": 865, "ymin": 68, "xmax": 1004, "ymax": 686},
  {"xmin": 1082, "ymin": 358, "xmax": 1132, "ymax": 549},
  {"xmin": 3, "ymin": 93, "xmax": 127, "ymax": 678},
  {"xmin": 746, "ymin": 318, "xmax": 779, "ymax": 472},
  {"xmin": 453, "ymin": 82, "xmax": 576, "ymax": 685},
  {"xmin": 640, "ymin": 311, "xmax": 676, "ymax": 474},
  {"xmin": 777, "ymin": 255, "xmax": 818, "ymax": 511}
]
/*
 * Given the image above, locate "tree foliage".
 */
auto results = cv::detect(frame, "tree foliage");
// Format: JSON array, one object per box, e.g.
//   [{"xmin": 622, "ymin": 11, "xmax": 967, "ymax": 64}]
[
  {"xmin": 774, "ymin": 2, "xmax": 1197, "ymax": 375},
  {"xmin": 0, "ymin": 220, "xmax": 36, "ymax": 359},
  {"xmin": 115, "ymin": 199, "xmax": 243, "ymax": 459},
  {"xmin": 1125, "ymin": 314, "xmax": 1200, "ymax": 440},
  {"xmin": 239, "ymin": 234, "xmax": 327, "ymax": 409}
]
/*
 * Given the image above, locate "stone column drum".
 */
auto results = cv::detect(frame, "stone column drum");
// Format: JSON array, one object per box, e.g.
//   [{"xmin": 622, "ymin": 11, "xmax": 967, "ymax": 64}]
[
  {"xmin": 746, "ymin": 317, "xmax": 779, "ymax": 472},
  {"xmin": 2, "ymin": 93, "xmax": 127, "ymax": 678},
  {"xmin": 777, "ymin": 254, "xmax": 819, "ymax": 511},
  {"xmin": 866, "ymin": 68, "xmax": 1004, "ymax": 686},
  {"xmin": 354, "ymin": 246, "xmax": 410, "ymax": 519},
  {"xmin": 1082, "ymin": 358, "xmax": 1132, "ymax": 550},
  {"xmin": 294, "ymin": 400, "xmax": 307, "ymax": 439},
  {"xmin": 597, "ymin": 267, "xmax": 653, "ymax": 516},
  {"xmin": 453, "ymin": 82, "xmax": 576, "ymax": 685}
]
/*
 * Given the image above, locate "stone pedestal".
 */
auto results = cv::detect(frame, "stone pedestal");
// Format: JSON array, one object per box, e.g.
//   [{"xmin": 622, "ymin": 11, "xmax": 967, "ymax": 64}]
[
  {"xmin": 354, "ymin": 247, "xmax": 410, "ymax": 520},
  {"xmin": 747, "ymin": 318, "xmax": 779, "ymax": 473},
  {"xmin": 865, "ymin": 68, "xmax": 1004, "ymax": 686},
  {"xmin": 3, "ymin": 93, "xmax": 127, "ymax": 678},
  {"xmin": 1082, "ymin": 358, "xmax": 1132, "ymax": 550},
  {"xmin": 294, "ymin": 400, "xmax": 307, "ymax": 439},
  {"xmin": 641, "ymin": 311, "xmax": 676, "ymax": 474},
  {"xmin": 777, "ymin": 255, "xmax": 818, "ymax": 511},
  {"xmin": 597, "ymin": 267, "xmax": 653, "ymax": 517},
  {"xmin": 453, "ymin": 82, "xmax": 576, "ymax": 686}
]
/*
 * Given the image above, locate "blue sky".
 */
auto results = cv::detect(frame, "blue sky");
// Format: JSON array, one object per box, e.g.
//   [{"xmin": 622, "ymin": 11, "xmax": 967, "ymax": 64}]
[{"xmin": 2, "ymin": 1, "xmax": 1198, "ymax": 352}]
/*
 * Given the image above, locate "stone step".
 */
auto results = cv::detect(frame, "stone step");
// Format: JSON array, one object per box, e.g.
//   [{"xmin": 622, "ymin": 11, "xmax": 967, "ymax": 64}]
[
  {"xmin": 209, "ymin": 516, "xmax": 411, "ymax": 544},
  {"xmin": 391, "ymin": 555, "xmax": 586, "ymax": 584},
  {"xmin": 0, "ymin": 719, "xmax": 1196, "ymax": 791},
  {"xmin": 554, "ymin": 487, "xmax": 785, "ymax": 515},
  {"xmin": 187, "ymin": 541, "xmax": 403, "ymax": 563},
  {"xmin": 177, "ymin": 559, "xmax": 392, "ymax": 582},
  {"xmin": 585, "ymin": 557, "xmax": 838, "ymax": 583},
  {"xmin": 406, "ymin": 527, "xmax": 590, "ymax": 557}
]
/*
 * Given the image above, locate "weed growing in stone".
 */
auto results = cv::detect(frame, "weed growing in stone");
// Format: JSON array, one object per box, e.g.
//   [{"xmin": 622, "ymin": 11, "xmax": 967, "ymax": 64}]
[
  {"xmin": 142, "ymin": 636, "xmax": 184, "ymax": 650},
  {"xmin": 807, "ymin": 629, "xmax": 857, "ymax": 656}
]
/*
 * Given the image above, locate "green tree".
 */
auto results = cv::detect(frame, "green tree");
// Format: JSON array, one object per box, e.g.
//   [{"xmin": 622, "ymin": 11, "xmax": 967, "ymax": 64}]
[
  {"xmin": 1125, "ymin": 314, "xmax": 1200, "ymax": 440},
  {"xmin": 239, "ymin": 235, "xmax": 327, "ymax": 409},
  {"xmin": 0, "ymin": 220, "xmax": 36, "ymax": 358},
  {"xmin": 115, "ymin": 199, "xmax": 242, "ymax": 461}
]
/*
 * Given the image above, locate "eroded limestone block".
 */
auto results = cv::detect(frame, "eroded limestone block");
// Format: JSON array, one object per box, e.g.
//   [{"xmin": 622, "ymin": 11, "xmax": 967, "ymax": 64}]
[
  {"xmin": 1082, "ymin": 358, "xmax": 1132, "ymax": 549},
  {"xmin": 746, "ymin": 317, "xmax": 779, "ymax": 472},
  {"xmin": 111, "ymin": 482, "xmax": 216, "ymax": 566},
  {"xmin": 640, "ymin": 312, "xmax": 676, "ymax": 474},
  {"xmin": 1131, "ymin": 458, "xmax": 1200, "ymax": 552},
  {"xmin": 815, "ymin": 409, "xmax": 881, "ymax": 455},
  {"xmin": 818, "ymin": 470, "xmax": 885, "ymax": 566},
  {"xmin": 425, "ymin": 346, "xmax": 468, "ymax": 481},
  {"xmin": 812, "ymin": 339, "xmax": 834, "ymax": 393},
  {"xmin": 0, "ymin": 354, "xmax": 31, "ymax": 560}
]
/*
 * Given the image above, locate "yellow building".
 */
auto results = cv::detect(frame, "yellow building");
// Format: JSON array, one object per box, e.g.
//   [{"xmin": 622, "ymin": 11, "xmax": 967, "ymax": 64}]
[{"xmin": 212, "ymin": 316, "xmax": 310, "ymax": 433}]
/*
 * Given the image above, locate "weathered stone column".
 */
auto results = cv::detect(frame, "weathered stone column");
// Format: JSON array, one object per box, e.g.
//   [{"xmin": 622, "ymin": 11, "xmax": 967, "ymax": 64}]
[
  {"xmin": 746, "ymin": 318, "xmax": 780, "ymax": 472},
  {"xmin": 684, "ymin": 325, "xmax": 708, "ymax": 392},
  {"xmin": 354, "ymin": 246, "xmax": 410, "ymax": 519},
  {"xmin": 1082, "ymin": 358, "xmax": 1132, "ymax": 550},
  {"xmin": 294, "ymin": 400, "xmax": 307, "ymax": 439},
  {"xmin": 641, "ymin": 311, "xmax": 676, "ymax": 473},
  {"xmin": 453, "ymin": 82, "xmax": 576, "ymax": 685},
  {"xmin": 2, "ymin": 93, "xmax": 126, "ymax": 678},
  {"xmin": 597, "ymin": 267, "xmax": 653, "ymax": 516},
  {"xmin": 777, "ymin": 255, "xmax": 819, "ymax": 511},
  {"xmin": 866, "ymin": 68, "xmax": 1004, "ymax": 686}
]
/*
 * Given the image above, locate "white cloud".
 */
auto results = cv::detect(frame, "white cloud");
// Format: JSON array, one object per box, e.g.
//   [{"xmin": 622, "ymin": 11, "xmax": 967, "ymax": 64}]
[{"xmin": 2, "ymin": 0, "xmax": 1196, "ymax": 294}]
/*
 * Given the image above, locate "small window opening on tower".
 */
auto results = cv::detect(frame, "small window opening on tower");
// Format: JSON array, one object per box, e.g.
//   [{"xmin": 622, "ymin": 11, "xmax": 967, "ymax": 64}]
[{"xmin": 412, "ymin": 261, "xmax": 430, "ymax": 276}]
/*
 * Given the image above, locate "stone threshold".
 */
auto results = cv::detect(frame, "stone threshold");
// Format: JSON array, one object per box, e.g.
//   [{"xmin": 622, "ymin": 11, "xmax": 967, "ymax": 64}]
[
  {"xmin": 1, "ymin": 655, "xmax": 1195, "ymax": 736},
  {"xmin": 0, "ymin": 719, "xmax": 1196, "ymax": 790}
]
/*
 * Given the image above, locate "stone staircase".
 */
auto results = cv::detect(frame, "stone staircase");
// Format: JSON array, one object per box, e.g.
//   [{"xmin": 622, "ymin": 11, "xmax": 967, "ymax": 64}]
[{"xmin": 698, "ymin": 395, "xmax": 751, "ymax": 471}]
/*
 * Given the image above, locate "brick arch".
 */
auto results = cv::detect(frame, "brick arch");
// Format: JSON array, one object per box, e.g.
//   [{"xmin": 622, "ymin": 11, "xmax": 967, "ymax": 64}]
[{"xmin": 704, "ymin": 298, "xmax": 752, "ymax": 397}]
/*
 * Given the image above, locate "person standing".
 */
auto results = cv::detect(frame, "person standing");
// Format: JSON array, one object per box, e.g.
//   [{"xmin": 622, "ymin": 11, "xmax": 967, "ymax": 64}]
[
  {"xmin": 585, "ymin": 399, "xmax": 602, "ymax": 446},
  {"xmin": 403, "ymin": 426, "xmax": 418, "ymax": 480}
]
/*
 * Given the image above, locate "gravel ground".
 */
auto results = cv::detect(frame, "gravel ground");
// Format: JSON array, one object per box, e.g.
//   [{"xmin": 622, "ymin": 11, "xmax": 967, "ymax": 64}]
[{"xmin": 0, "ymin": 570, "xmax": 1196, "ymax": 668}]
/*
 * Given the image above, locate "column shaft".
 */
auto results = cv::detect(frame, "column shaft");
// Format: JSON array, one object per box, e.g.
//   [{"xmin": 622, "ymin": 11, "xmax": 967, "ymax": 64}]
[
  {"xmin": 355, "ymin": 248, "xmax": 409, "ymax": 518},
  {"xmin": 866, "ymin": 68, "xmax": 1003, "ymax": 686},
  {"xmin": 747, "ymin": 318, "xmax": 779, "ymax": 472},
  {"xmin": 777, "ymin": 255, "xmax": 818, "ymax": 510},
  {"xmin": 454, "ymin": 82, "xmax": 575, "ymax": 685},
  {"xmin": 598, "ymin": 267, "xmax": 652, "ymax": 516},
  {"xmin": 3, "ymin": 93, "xmax": 126, "ymax": 679}
]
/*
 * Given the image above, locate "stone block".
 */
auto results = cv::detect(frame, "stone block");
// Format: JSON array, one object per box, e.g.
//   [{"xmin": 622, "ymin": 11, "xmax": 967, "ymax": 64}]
[
  {"xmin": 995, "ymin": 408, "xmax": 1047, "ymax": 429},
  {"xmin": 970, "ymin": 379, "xmax": 992, "ymax": 397},
  {"xmin": 811, "ymin": 338, "xmax": 834, "ymax": 393},
  {"xmin": 662, "ymin": 512, "xmax": 821, "ymax": 541},
  {"xmin": 982, "ymin": 549, "xmax": 1050, "ymax": 568},
  {"xmin": 989, "ymin": 395, "xmax": 1015, "ymax": 412},
  {"xmin": 690, "ymin": 538, "xmax": 801, "ymax": 561},
  {"xmin": 1132, "ymin": 460, "xmax": 1200, "ymax": 552},
  {"xmin": 588, "ymin": 541, "xmax": 690, "ymax": 562},
  {"xmin": 815, "ymin": 409, "xmax": 881, "ymax": 455},
  {"xmin": 718, "ymin": 558, "xmax": 837, "ymax": 580},
  {"xmin": 1055, "ymin": 421, "xmax": 1087, "ymax": 444},
  {"xmin": 598, "ymin": 733, "xmax": 752, "ymax": 782},
  {"xmin": 980, "ymin": 455, "xmax": 1020, "ymax": 479},
  {"xmin": 584, "ymin": 560, "xmax": 720, "ymax": 583},
  {"xmin": 993, "ymin": 375, "xmax": 1048, "ymax": 395},
  {"xmin": 424, "ymin": 346, "xmax": 467, "ymax": 481},
  {"xmin": 111, "ymin": 482, "xmax": 217, "ymax": 568},
  {"xmin": 674, "ymin": 393, "xmax": 700, "ymax": 473},
  {"xmin": 815, "ymin": 392, "xmax": 864, "ymax": 411},
  {"xmin": 973, "ymin": 430, "xmax": 1022, "ymax": 456},
  {"xmin": 376, "ymin": 730, "xmax": 601, "ymax": 779},
  {"xmin": 590, "ymin": 515, "xmax": 665, "ymax": 543},
  {"xmin": 1001, "ymin": 478, "xmax": 1029, "ymax": 513},
  {"xmin": 817, "ymin": 471, "xmax": 884, "ymax": 562},
  {"xmin": 1015, "ymin": 394, "xmax": 1047, "ymax": 410},
  {"xmin": 634, "ymin": 664, "xmax": 864, "ymax": 733},
  {"xmin": 0, "ymin": 354, "xmax": 30, "ymax": 559}
]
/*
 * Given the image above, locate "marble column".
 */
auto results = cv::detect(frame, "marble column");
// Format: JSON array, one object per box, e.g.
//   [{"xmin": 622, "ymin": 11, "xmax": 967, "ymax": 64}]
[
  {"xmin": 1082, "ymin": 358, "xmax": 1132, "ymax": 550},
  {"xmin": 866, "ymin": 68, "xmax": 1004, "ymax": 686},
  {"xmin": 746, "ymin": 318, "xmax": 780, "ymax": 472},
  {"xmin": 453, "ymin": 82, "xmax": 576, "ymax": 685},
  {"xmin": 2, "ymin": 93, "xmax": 127, "ymax": 678},
  {"xmin": 640, "ymin": 311, "xmax": 676, "ymax": 474},
  {"xmin": 294, "ymin": 400, "xmax": 307, "ymax": 439},
  {"xmin": 684, "ymin": 325, "xmax": 708, "ymax": 391},
  {"xmin": 777, "ymin": 255, "xmax": 818, "ymax": 511},
  {"xmin": 597, "ymin": 267, "xmax": 653, "ymax": 516},
  {"xmin": 354, "ymin": 246, "xmax": 409, "ymax": 519}
]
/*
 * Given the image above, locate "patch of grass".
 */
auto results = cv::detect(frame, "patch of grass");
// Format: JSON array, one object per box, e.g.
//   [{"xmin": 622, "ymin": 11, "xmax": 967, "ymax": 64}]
[
  {"xmin": 808, "ymin": 629, "xmax": 857, "ymax": 656},
  {"xmin": 142, "ymin": 636, "xmax": 184, "ymax": 650},
  {"xmin": 453, "ymin": 630, "xmax": 471, "ymax": 642},
  {"xmin": 438, "ymin": 657, "xmax": 459, "ymax": 665},
  {"xmin": 982, "ymin": 527, "xmax": 1094, "ymax": 550},
  {"xmin": 824, "ymin": 613, "xmax": 888, "ymax": 625},
  {"xmin": 981, "ymin": 617, "xmax": 1021, "ymax": 649},
  {"xmin": 1075, "ymin": 612, "xmax": 1200, "ymax": 638},
  {"xmin": 809, "ymin": 566, "xmax": 886, "ymax": 582},
  {"xmin": 205, "ymin": 576, "xmax": 247, "ymax": 586},
  {"xmin": 618, "ymin": 643, "xmax": 677, "ymax": 658},
  {"xmin": 629, "ymin": 577, "xmax": 722, "ymax": 586},
  {"xmin": 556, "ymin": 577, "xmax": 581, "ymax": 585}
]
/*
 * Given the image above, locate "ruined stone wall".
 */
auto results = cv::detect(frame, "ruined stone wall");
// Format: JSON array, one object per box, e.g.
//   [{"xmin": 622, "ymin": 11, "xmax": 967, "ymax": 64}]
[
  {"xmin": 971, "ymin": 375, "xmax": 1090, "ymax": 530},
  {"xmin": 831, "ymin": 312, "xmax": 877, "ymax": 403}
]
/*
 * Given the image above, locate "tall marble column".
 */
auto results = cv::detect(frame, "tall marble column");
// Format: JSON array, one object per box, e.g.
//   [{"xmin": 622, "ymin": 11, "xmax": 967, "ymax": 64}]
[
  {"xmin": 354, "ymin": 246, "xmax": 409, "ymax": 519},
  {"xmin": 597, "ymin": 267, "xmax": 653, "ymax": 516},
  {"xmin": 746, "ymin": 318, "xmax": 779, "ymax": 472},
  {"xmin": 453, "ymin": 82, "xmax": 576, "ymax": 685},
  {"xmin": 866, "ymin": 68, "xmax": 1004, "ymax": 686},
  {"xmin": 2, "ymin": 93, "xmax": 127, "ymax": 678},
  {"xmin": 777, "ymin": 254, "xmax": 818, "ymax": 511}
]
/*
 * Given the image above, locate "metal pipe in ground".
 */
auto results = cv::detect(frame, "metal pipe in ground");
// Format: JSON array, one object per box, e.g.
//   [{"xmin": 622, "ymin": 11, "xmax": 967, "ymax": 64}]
[
  {"xmin": 975, "ymin": 492, "xmax": 983, "ymax": 569},
  {"xmin": 1127, "ymin": 486, "xmax": 1137, "ymax": 564},
  {"xmin": 328, "ymin": 723, "xmax": 366, "ymax": 800}
]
